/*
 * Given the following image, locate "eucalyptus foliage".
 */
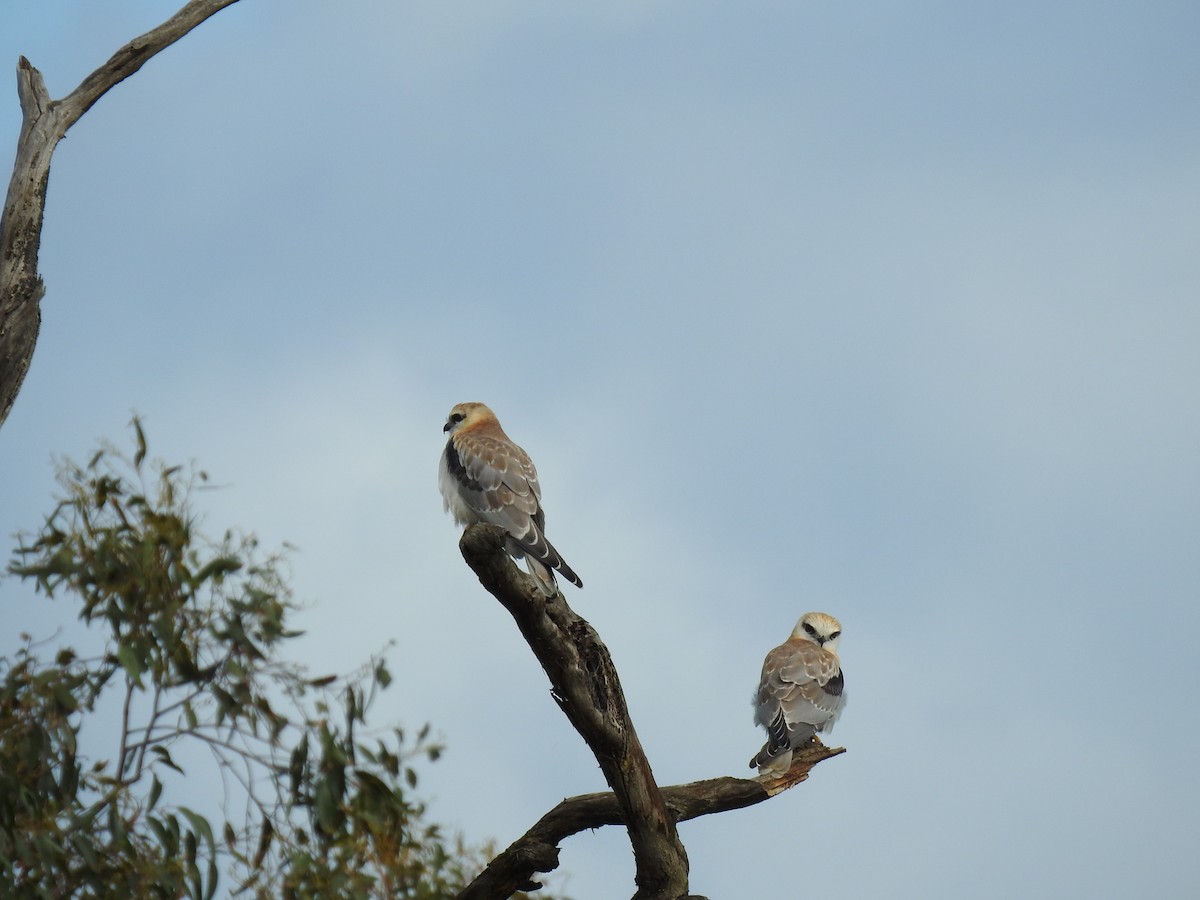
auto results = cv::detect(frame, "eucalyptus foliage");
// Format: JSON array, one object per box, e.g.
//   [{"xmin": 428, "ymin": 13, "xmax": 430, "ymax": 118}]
[{"xmin": 1, "ymin": 422, "xmax": 546, "ymax": 899}]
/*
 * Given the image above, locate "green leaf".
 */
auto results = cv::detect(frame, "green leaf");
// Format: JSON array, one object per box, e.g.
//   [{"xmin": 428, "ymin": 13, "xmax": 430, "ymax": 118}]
[
  {"xmin": 151, "ymin": 745, "xmax": 184, "ymax": 775},
  {"xmin": 52, "ymin": 681, "xmax": 80, "ymax": 712},
  {"xmin": 374, "ymin": 661, "xmax": 392, "ymax": 689},
  {"xmin": 314, "ymin": 780, "xmax": 339, "ymax": 835},
  {"xmin": 191, "ymin": 555, "xmax": 243, "ymax": 585},
  {"xmin": 179, "ymin": 806, "xmax": 215, "ymax": 852},
  {"xmin": 251, "ymin": 818, "xmax": 274, "ymax": 869},
  {"xmin": 148, "ymin": 814, "xmax": 175, "ymax": 855},
  {"xmin": 184, "ymin": 828, "xmax": 198, "ymax": 871},
  {"xmin": 69, "ymin": 831, "xmax": 101, "ymax": 872},
  {"xmin": 206, "ymin": 854, "xmax": 219, "ymax": 900},
  {"xmin": 116, "ymin": 643, "xmax": 144, "ymax": 688},
  {"xmin": 108, "ymin": 802, "xmax": 129, "ymax": 849},
  {"xmin": 290, "ymin": 735, "xmax": 309, "ymax": 797}
]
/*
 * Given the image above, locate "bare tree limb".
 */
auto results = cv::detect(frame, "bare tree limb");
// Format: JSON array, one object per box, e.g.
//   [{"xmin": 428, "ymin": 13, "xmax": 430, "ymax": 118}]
[
  {"xmin": 458, "ymin": 524, "xmax": 693, "ymax": 899},
  {"xmin": 460, "ymin": 741, "xmax": 845, "ymax": 900},
  {"xmin": 456, "ymin": 524, "xmax": 847, "ymax": 899},
  {"xmin": 0, "ymin": 0, "xmax": 244, "ymax": 430}
]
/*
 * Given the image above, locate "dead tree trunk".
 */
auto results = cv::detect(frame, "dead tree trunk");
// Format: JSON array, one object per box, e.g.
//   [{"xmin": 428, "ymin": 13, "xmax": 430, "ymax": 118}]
[
  {"xmin": 0, "ymin": 0, "xmax": 244, "ymax": 430},
  {"xmin": 456, "ymin": 524, "xmax": 844, "ymax": 900}
]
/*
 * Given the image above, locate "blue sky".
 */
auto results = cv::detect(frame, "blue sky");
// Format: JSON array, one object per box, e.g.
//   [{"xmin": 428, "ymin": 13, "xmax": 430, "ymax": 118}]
[{"xmin": 2, "ymin": 2, "xmax": 1199, "ymax": 897}]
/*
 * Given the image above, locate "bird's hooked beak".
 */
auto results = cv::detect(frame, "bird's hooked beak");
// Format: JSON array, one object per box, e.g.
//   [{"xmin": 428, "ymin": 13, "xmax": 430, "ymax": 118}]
[{"xmin": 443, "ymin": 421, "xmax": 452, "ymax": 433}]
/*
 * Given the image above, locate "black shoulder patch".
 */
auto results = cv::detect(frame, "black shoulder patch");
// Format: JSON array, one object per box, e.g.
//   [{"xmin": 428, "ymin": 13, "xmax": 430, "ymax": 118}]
[
  {"xmin": 444, "ymin": 442, "xmax": 482, "ymax": 492},
  {"xmin": 823, "ymin": 670, "xmax": 844, "ymax": 697}
]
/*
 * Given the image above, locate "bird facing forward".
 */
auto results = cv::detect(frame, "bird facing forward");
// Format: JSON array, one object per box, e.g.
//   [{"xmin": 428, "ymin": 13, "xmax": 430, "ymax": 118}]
[
  {"xmin": 439, "ymin": 402, "xmax": 582, "ymax": 595},
  {"xmin": 750, "ymin": 612, "xmax": 845, "ymax": 776}
]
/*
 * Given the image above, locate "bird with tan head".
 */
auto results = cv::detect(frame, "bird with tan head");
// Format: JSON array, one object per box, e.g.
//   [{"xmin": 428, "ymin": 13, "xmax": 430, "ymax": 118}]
[{"xmin": 439, "ymin": 402, "xmax": 582, "ymax": 596}]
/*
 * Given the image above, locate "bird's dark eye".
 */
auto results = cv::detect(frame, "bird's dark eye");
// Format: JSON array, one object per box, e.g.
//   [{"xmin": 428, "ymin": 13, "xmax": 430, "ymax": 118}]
[
  {"xmin": 802, "ymin": 622, "xmax": 817, "ymax": 636},
  {"xmin": 830, "ymin": 631, "xmax": 841, "ymax": 640},
  {"xmin": 449, "ymin": 413, "xmax": 464, "ymax": 424}
]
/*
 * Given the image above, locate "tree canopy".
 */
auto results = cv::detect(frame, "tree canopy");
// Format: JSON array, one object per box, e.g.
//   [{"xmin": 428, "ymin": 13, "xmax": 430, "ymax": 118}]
[{"xmin": 0, "ymin": 421, "xmax": 553, "ymax": 899}]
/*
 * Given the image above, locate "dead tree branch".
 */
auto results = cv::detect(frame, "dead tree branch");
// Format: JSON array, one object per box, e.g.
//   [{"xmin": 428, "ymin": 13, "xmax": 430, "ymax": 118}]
[
  {"xmin": 458, "ymin": 524, "xmax": 691, "ymax": 899},
  {"xmin": 0, "ymin": 0, "xmax": 244, "ymax": 429},
  {"xmin": 456, "ymin": 524, "xmax": 845, "ymax": 900},
  {"xmin": 460, "ymin": 742, "xmax": 845, "ymax": 900}
]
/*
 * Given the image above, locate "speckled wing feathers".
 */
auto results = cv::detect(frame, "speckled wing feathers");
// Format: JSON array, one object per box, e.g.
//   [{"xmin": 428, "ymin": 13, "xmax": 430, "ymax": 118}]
[
  {"xmin": 751, "ymin": 637, "xmax": 844, "ymax": 771},
  {"xmin": 443, "ymin": 434, "xmax": 541, "ymax": 527},
  {"xmin": 439, "ymin": 403, "xmax": 581, "ymax": 593}
]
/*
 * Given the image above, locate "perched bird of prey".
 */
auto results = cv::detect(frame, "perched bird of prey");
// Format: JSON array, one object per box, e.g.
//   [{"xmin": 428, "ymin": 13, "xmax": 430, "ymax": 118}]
[
  {"xmin": 439, "ymin": 401, "xmax": 582, "ymax": 595},
  {"xmin": 750, "ymin": 612, "xmax": 845, "ymax": 776}
]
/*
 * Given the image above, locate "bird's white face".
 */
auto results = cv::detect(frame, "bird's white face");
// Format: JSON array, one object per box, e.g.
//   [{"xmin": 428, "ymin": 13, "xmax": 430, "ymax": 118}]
[{"xmin": 793, "ymin": 612, "xmax": 843, "ymax": 652}]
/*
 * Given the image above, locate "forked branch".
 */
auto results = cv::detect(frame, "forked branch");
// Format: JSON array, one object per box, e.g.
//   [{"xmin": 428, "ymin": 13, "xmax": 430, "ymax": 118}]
[
  {"xmin": 458, "ymin": 524, "xmax": 691, "ymax": 899},
  {"xmin": 459, "ymin": 741, "xmax": 844, "ymax": 900},
  {"xmin": 456, "ymin": 524, "xmax": 845, "ymax": 900}
]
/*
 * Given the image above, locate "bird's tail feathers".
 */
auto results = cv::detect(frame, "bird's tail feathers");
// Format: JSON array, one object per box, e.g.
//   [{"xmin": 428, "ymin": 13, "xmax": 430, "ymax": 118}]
[
  {"xmin": 749, "ymin": 743, "xmax": 794, "ymax": 775},
  {"xmin": 523, "ymin": 555, "xmax": 559, "ymax": 597},
  {"xmin": 512, "ymin": 534, "xmax": 582, "ymax": 590},
  {"xmin": 550, "ymin": 551, "xmax": 583, "ymax": 589}
]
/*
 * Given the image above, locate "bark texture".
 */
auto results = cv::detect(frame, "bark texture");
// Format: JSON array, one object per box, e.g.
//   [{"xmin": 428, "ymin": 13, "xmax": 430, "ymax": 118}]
[
  {"xmin": 456, "ymin": 524, "xmax": 845, "ymax": 900},
  {"xmin": 0, "ymin": 0, "xmax": 243, "ymax": 429}
]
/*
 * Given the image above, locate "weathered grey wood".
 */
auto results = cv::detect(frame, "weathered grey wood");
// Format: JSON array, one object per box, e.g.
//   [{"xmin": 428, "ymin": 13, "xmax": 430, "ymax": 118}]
[
  {"xmin": 456, "ymin": 523, "xmax": 845, "ymax": 900},
  {"xmin": 0, "ymin": 0, "xmax": 244, "ymax": 430},
  {"xmin": 459, "ymin": 741, "xmax": 845, "ymax": 900},
  {"xmin": 458, "ymin": 523, "xmax": 692, "ymax": 899}
]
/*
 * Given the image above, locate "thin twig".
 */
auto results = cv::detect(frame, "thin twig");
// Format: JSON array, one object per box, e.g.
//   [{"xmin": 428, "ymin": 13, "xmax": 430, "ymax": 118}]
[
  {"xmin": 118, "ymin": 676, "xmax": 136, "ymax": 779},
  {"xmin": 133, "ymin": 682, "xmax": 164, "ymax": 781}
]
